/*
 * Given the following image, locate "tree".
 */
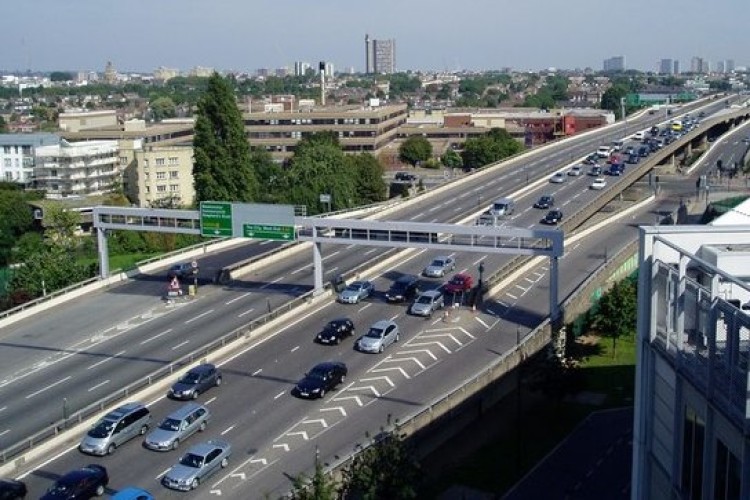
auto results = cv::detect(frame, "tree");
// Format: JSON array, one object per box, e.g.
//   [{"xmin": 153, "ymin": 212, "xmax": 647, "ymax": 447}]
[
  {"xmin": 591, "ymin": 278, "xmax": 637, "ymax": 357},
  {"xmin": 398, "ymin": 136, "xmax": 432, "ymax": 166},
  {"xmin": 349, "ymin": 153, "xmax": 387, "ymax": 205},
  {"xmin": 149, "ymin": 96, "xmax": 176, "ymax": 121},
  {"xmin": 42, "ymin": 204, "xmax": 81, "ymax": 250},
  {"xmin": 600, "ymin": 84, "xmax": 629, "ymax": 118},
  {"xmin": 288, "ymin": 456, "xmax": 339, "ymax": 500},
  {"xmin": 441, "ymin": 148, "xmax": 463, "ymax": 169},
  {"xmin": 50, "ymin": 72, "xmax": 74, "ymax": 82},
  {"xmin": 193, "ymin": 72, "xmax": 258, "ymax": 203},
  {"xmin": 9, "ymin": 246, "xmax": 94, "ymax": 299},
  {"xmin": 461, "ymin": 128, "xmax": 523, "ymax": 169},
  {"xmin": 0, "ymin": 189, "xmax": 35, "ymax": 266}
]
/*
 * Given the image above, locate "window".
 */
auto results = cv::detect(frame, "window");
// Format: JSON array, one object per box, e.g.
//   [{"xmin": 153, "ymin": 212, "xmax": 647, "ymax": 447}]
[
  {"xmin": 714, "ymin": 439, "xmax": 740, "ymax": 500},
  {"xmin": 3, "ymin": 158, "xmax": 9, "ymax": 168},
  {"xmin": 681, "ymin": 406, "xmax": 705, "ymax": 499},
  {"xmin": 145, "ymin": 186, "xmax": 150, "ymax": 193},
  {"xmin": 143, "ymin": 159, "xmax": 149, "ymax": 168},
  {"xmin": 157, "ymin": 185, "xmax": 167, "ymax": 193},
  {"xmin": 168, "ymin": 157, "xmax": 178, "ymax": 165},
  {"xmin": 170, "ymin": 170, "xmax": 179, "ymax": 179},
  {"xmin": 155, "ymin": 157, "xmax": 165, "ymax": 166},
  {"xmin": 156, "ymin": 171, "xmax": 166, "ymax": 180},
  {"xmin": 169, "ymin": 184, "xmax": 179, "ymax": 192},
  {"xmin": 120, "ymin": 156, "xmax": 128, "ymax": 166},
  {"xmin": 3, "ymin": 146, "xmax": 10, "ymax": 154}
]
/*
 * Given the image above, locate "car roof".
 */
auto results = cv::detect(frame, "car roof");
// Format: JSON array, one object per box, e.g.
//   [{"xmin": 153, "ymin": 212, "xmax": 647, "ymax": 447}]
[
  {"xmin": 111, "ymin": 487, "xmax": 154, "ymax": 500},
  {"xmin": 164, "ymin": 402, "xmax": 206, "ymax": 420},
  {"xmin": 105, "ymin": 402, "xmax": 146, "ymax": 420},
  {"xmin": 418, "ymin": 289, "xmax": 442, "ymax": 298},
  {"xmin": 311, "ymin": 361, "xmax": 345, "ymax": 371},
  {"xmin": 59, "ymin": 465, "xmax": 105, "ymax": 482},
  {"xmin": 186, "ymin": 439, "xmax": 228, "ymax": 456},
  {"xmin": 371, "ymin": 319, "xmax": 395, "ymax": 329},
  {"xmin": 329, "ymin": 317, "xmax": 352, "ymax": 325},
  {"xmin": 432, "ymin": 255, "xmax": 451, "ymax": 261},
  {"xmin": 393, "ymin": 274, "xmax": 418, "ymax": 284},
  {"xmin": 188, "ymin": 363, "xmax": 216, "ymax": 374}
]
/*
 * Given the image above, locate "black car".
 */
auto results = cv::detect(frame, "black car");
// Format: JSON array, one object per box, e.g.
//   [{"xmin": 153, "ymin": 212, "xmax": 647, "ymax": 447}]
[
  {"xmin": 533, "ymin": 194, "xmax": 555, "ymax": 209},
  {"xmin": 638, "ymin": 146, "xmax": 649, "ymax": 158},
  {"xmin": 168, "ymin": 262, "xmax": 197, "ymax": 280},
  {"xmin": 316, "ymin": 318, "xmax": 355, "ymax": 345},
  {"xmin": 294, "ymin": 362, "xmax": 348, "ymax": 399},
  {"xmin": 0, "ymin": 479, "xmax": 26, "ymax": 500},
  {"xmin": 385, "ymin": 275, "xmax": 420, "ymax": 303},
  {"xmin": 41, "ymin": 464, "xmax": 108, "ymax": 499},
  {"xmin": 541, "ymin": 209, "xmax": 563, "ymax": 225},
  {"xmin": 394, "ymin": 172, "xmax": 418, "ymax": 182},
  {"xmin": 627, "ymin": 153, "xmax": 640, "ymax": 164},
  {"xmin": 169, "ymin": 364, "xmax": 222, "ymax": 400}
]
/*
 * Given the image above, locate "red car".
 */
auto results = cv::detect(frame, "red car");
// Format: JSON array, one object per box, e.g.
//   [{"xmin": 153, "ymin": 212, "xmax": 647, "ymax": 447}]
[{"xmin": 444, "ymin": 273, "xmax": 474, "ymax": 294}]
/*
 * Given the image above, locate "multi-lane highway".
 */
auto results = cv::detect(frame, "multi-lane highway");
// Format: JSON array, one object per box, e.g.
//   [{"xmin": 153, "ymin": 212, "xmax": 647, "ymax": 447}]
[{"xmin": 1, "ymin": 97, "xmax": 743, "ymax": 497}]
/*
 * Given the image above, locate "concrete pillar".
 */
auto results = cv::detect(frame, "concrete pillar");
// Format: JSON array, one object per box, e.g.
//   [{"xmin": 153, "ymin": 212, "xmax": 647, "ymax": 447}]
[
  {"xmin": 97, "ymin": 228, "xmax": 109, "ymax": 279},
  {"xmin": 549, "ymin": 255, "xmax": 559, "ymax": 323},
  {"xmin": 313, "ymin": 240, "xmax": 324, "ymax": 295}
]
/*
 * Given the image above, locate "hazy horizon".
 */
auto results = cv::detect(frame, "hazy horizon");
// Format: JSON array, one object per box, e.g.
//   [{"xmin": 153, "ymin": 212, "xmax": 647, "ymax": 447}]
[{"xmin": 2, "ymin": 0, "xmax": 747, "ymax": 74}]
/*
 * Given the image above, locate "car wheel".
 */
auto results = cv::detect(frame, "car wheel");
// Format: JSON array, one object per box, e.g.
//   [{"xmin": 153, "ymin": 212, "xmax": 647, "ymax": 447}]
[
  {"xmin": 95, "ymin": 484, "xmax": 105, "ymax": 496},
  {"xmin": 199, "ymin": 421, "xmax": 207, "ymax": 432},
  {"xmin": 334, "ymin": 337, "xmax": 340, "ymax": 345},
  {"xmin": 319, "ymin": 389, "xmax": 326, "ymax": 398},
  {"xmin": 140, "ymin": 425, "xmax": 148, "ymax": 435},
  {"xmin": 107, "ymin": 443, "xmax": 116, "ymax": 455},
  {"xmin": 172, "ymin": 439, "xmax": 180, "ymax": 450},
  {"xmin": 378, "ymin": 344, "xmax": 384, "ymax": 353},
  {"xmin": 192, "ymin": 391, "xmax": 199, "ymax": 400},
  {"xmin": 221, "ymin": 457, "xmax": 229, "ymax": 468},
  {"xmin": 215, "ymin": 377, "xmax": 222, "ymax": 387},
  {"xmin": 191, "ymin": 478, "xmax": 199, "ymax": 490}
]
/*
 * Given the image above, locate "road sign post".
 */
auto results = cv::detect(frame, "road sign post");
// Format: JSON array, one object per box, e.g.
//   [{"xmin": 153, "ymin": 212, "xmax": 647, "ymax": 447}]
[
  {"xmin": 242, "ymin": 224, "xmax": 296, "ymax": 241},
  {"xmin": 200, "ymin": 202, "xmax": 233, "ymax": 237}
]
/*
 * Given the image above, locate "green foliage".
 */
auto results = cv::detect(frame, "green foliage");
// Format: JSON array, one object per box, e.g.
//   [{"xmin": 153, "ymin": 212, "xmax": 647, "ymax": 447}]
[
  {"xmin": 600, "ymin": 84, "xmax": 629, "ymax": 118},
  {"xmin": 423, "ymin": 158, "xmax": 441, "ymax": 169},
  {"xmin": 0, "ymin": 188, "xmax": 35, "ymax": 266},
  {"xmin": 43, "ymin": 204, "xmax": 81, "ymax": 250},
  {"xmin": 149, "ymin": 96, "xmax": 177, "ymax": 121},
  {"xmin": 251, "ymin": 148, "xmax": 286, "ymax": 204},
  {"xmin": 193, "ymin": 73, "xmax": 259, "ymax": 203},
  {"xmin": 590, "ymin": 277, "xmax": 638, "ymax": 356},
  {"xmin": 12, "ymin": 232, "xmax": 44, "ymax": 263},
  {"xmin": 50, "ymin": 71, "xmax": 74, "ymax": 82},
  {"xmin": 441, "ymin": 148, "xmax": 463, "ymax": 169},
  {"xmin": 0, "ymin": 115, "xmax": 7, "ymax": 133},
  {"xmin": 288, "ymin": 459, "xmax": 339, "ymax": 500},
  {"xmin": 349, "ymin": 153, "xmax": 387, "ymax": 205},
  {"xmin": 461, "ymin": 128, "xmax": 523, "ymax": 169},
  {"xmin": 398, "ymin": 136, "xmax": 432, "ymax": 166},
  {"xmin": 388, "ymin": 73, "xmax": 421, "ymax": 95},
  {"xmin": 341, "ymin": 432, "xmax": 421, "ymax": 500},
  {"xmin": 10, "ymin": 246, "xmax": 95, "ymax": 298},
  {"xmin": 522, "ymin": 75, "xmax": 568, "ymax": 109}
]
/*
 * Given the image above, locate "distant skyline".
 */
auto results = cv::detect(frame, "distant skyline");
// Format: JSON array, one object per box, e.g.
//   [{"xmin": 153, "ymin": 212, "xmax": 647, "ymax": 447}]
[{"xmin": 2, "ymin": 0, "xmax": 748, "ymax": 74}]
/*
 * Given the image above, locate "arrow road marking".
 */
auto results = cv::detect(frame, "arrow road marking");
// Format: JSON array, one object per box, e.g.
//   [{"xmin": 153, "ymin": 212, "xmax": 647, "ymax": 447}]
[
  {"xmin": 287, "ymin": 431, "xmax": 309, "ymax": 440},
  {"xmin": 250, "ymin": 458, "xmax": 268, "ymax": 465},
  {"xmin": 230, "ymin": 472, "xmax": 246, "ymax": 480}
]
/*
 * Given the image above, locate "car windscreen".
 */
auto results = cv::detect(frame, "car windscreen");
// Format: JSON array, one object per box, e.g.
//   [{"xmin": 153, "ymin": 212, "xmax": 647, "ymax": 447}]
[
  {"xmin": 307, "ymin": 367, "xmax": 328, "ymax": 380},
  {"xmin": 430, "ymin": 260, "xmax": 444, "ymax": 267},
  {"xmin": 180, "ymin": 372, "xmax": 201, "ymax": 384},
  {"xmin": 160, "ymin": 418, "xmax": 182, "ymax": 431},
  {"xmin": 180, "ymin": 452, "xmax": 204, "ymax": 468},
  {"xmin": 366, "ymin": 328, "xmax": 385, "ymax": 338},
  {"xmin": 88, "ymin": 419, "xmax": 115, "ymax": 438},
  {"xmin": 416, "ymin": 295, "xmax": 433, "ymax": 304}
]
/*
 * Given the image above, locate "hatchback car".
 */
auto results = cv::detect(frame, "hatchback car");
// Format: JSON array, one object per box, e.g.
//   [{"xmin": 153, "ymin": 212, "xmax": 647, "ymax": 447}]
[
  {"xmin": 79, "ymin": 402, "xmax": 152, "ymax": 456},
  {"xmin": 315, "ymin": 318, "xmax": 355, "ymax": 345},
  {"xmin": 385, "ymin": 275, "xmax": 420, "ymax": 303},
  {"xmin": 410, "ymin": 290, "xmax": 445, "ymax": 317},
  {"xmin": 422, "ymin": 256, "xmax": 456, "ymax": 278},
  {"xmin": 337, "ymin": 280, "xmax": 374, "ymax": 304},
  {"xmin": 41, "ymin": 464, "xmax": 108, "ymax": 499},
  {"xmin": 167, "ymin": 262, "xmax": 196, "ymax": 280},
  {"xmin": 144, "ymin": 402, "xmax": 210, "ymax": 451},
  {"xmin": 111, "ymin": 487, "xmax": 155, "ymax": 500},
  {"xmin": 588, "ymin": 165, "xmax": 602, "ymax": 177},
  {"xmin": 293, "ymin": 361, "xmax": 348, "ymax": 399},
  {"xmin": 0, "ymin": 479, "xmax": 27, "ymax": 500},
  {"xmin": 169, "ymin": 364, "xmax": 222, "ymax": 400},
  {"xmin": 590, "ymin": 177, "xmax": 607, "ymax": 190},
  {"xmin": 567, "ymin": 165, "xmax": 582, "ymax": 176},
  {"xmin": 541, "ymin": 209, "xmax": 563, "ymax": 225},
  {"xmin": 444, "ymin": 273, "xmax": 474, "ymax": 294},
  {"xmin": 357, "ymin": 320, "xmax": 400, "ymax": 353},
  {"xmin": 549, "ymin": 172, "xmax": 566, "ymax": 183},
  {"xmin": 162, "ymin": 440, "xmax": 231, "ymax": 491},
  {"xmin": 394, "ymin": 171, "xmax": 418, "ymax": 182},
  {"xmin": 533, "ymin": 194, "xmax": 555, "ymax": 209}
]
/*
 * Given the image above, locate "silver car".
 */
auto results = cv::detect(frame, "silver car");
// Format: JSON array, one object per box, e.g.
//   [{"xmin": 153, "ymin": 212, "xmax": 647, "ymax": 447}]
[
  {"xmin": 337, "ymin": 280, "xmax": 374, "ymax": 304},
  {"xmin": 356, "ymin": 320, "xmax": 400, "ymax": 353},
  {"xmin": 162, "ymin": 439, "xmax": 231, "ymax": 491},
  {"xmin": 422, "ymin": 256, "xmax": 455, "ymax": 278},
  {"xmin": 410, "ymin": 290, "xmax": 445, "ymax": 317},
  {"xmin": 79, "ymin": 402, "xmax": 151, "ymax": 456},
  {"xmin": 144, "ymin": 402, "xmax": 210, "ymax": 451}
]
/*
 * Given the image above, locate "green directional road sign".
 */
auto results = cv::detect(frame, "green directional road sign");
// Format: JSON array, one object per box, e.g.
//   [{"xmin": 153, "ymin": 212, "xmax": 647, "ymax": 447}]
[
  {"xmin": 243, "ymin": 223, "xmax": 295, "ymax": 241},
  {"xmin": 200, "ymin": 201, "xmax": 233, "ymax": 237}
]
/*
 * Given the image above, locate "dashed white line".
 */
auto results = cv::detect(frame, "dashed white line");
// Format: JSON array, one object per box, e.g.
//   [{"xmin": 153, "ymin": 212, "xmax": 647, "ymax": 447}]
[
  {"xmin": 221, "ymin": 425, "xmax": 235, "ymax": 436},
  {"xmin": 140, "ymin": 329, "xmax": 172, "ymax": 345},
  {"xmin": 291, "ymin": 264, "xmax": 310, "ymax": 275},
  {"xmin": 472, "ymin": 255, "xmax": 488, "ymax": 266},
  {"xmin": 0, "ymin": 406, "xmax": 6, "ymax": 413},
  {"xmin": 389, "ymin": 314, "xmax": 399, "ymax": 322},
  {"xmin": 87, "ymin": 380, "xmax": 110, "ymax": 392},
  {"xmin": 205, "ymin": 396, "xmax": 217, "ymax": 405},
  {"xmin": 88, "ymin": 350, "xmax": 126, "ymax": 370},
  {"xmin": 185, "ymin": 309, "xmax": 214, "ymax": 324},
  {"xmin": 291, "ymin": 346, "xmax": 300, "ymax": 353},
  {"xmin": 259, "ymin": 278, "xmax": 283, "ymax": 290},
  {"xmin": 225, "ymin": 292, "xmax": 251, "ymax": 305},
  {"xmin": 26, "ymin": 376, "xmax": 72, "ymax": 399},
  {"xmin": 171, "ymin": 340, "xmax": 190, "ymax": 350},
  {"xmin": 326, "ymin": 267, "xmax": 339, "ymax": 274},
  {"xmin": 156, "ymin": 468, "xmax": 170, "ymax": 480},
  {"xmin": 259, "ymin": 240, "xmax": 273, "ymax": 245},
  {"xmin": 505, "ymin": 292, "xmax": 518, "ymax": 300},
  {"xmin": 274, "ymin": 391, "xmax": 285, "ymax": 400},
  {"xmin": 322, "ymin": 251, "xmax": 340, "ymax": 261},
  {"xmin": 238, "ymin": 308, "xmax": 255, "ymax": 318},
  {"xmin": 252, "ymin": 369, "xmax": 262, "ymax": 376},
  {"xmin": 358, "ymin": 303, "xmax": 372, "ymax": 313},
  {"xmin": 364, "ymin": 249, "xmax": 377, "ymax": 255},
  {"xmin": 0, "ymin": 429, "xmax": 8, "ymax": 438}
]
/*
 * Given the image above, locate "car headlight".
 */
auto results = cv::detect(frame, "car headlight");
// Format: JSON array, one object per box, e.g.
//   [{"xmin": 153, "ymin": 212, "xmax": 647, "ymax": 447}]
[{"xmin": 312, "ymin": 388, "xmax": 321, "ymax": 393}]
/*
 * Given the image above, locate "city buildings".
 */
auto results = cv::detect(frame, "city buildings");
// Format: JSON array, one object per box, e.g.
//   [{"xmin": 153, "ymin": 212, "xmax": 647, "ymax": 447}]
[
  {"xmin": 659, "ymin": 59, "xmax": 674, "ymax": 75},
  {"xmin": 365, "ymin": 35, "xmax": 396, "ymax": 74},
  {"xmin": 603, "ymin": 56, "xmax": 626, "ymax": 72},
  {"xmin": 33, "ymin": 139, "xmax": 121, "ymax": 197},
  {"xmin": 0, "ymin": 133, "xmax": 58, "ymax": 185},
  {"xmin": 632, "ymin": 223, "xmax": 750, "ymax": 498},
  {"xmin": 120, "ymin": 140, "xmax": 195, "ymax": 208}
]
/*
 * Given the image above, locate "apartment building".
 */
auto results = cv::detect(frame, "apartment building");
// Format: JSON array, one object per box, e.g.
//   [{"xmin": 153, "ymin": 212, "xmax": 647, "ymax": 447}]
[
  {"xmin": 632, "ymin": 223, "xmax": 750, "ymax": 499},
  {"xmin": 243, "ymin": 103, "xmax": 408, "ymax": 161},
  {"xmin": 120, "ymin": 139, "xmax": 195, "ymax": 208},
  {"xmin": 33, "ymin": 139, "xmax": 120, "ymax": 198},
  {"xmin": 0, "ymin": 133, "xmax": 58, "ymax": 185}
]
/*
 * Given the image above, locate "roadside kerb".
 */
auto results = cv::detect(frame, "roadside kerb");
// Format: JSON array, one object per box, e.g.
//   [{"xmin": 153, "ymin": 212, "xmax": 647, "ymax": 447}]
[{"xmin": 0, "ymin": 287, "xmax": 333, "ymax": 476}]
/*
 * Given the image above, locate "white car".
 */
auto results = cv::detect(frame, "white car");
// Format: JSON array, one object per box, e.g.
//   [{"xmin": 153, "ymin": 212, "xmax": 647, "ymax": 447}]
[
  {"xmin": 590, "ymin": 177, "xmax": 607, "ymax": 190},
  {"xmin": 549, "ymin": 172, "xmax": 566, "ymax": 183},
  {"xmin": 567, "ymin": 165, "xmax": 583, "ymax": 176}
]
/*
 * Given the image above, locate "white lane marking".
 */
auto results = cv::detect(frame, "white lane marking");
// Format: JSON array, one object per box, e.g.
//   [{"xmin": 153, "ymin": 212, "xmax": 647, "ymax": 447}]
[
  {"xmin": 259, "ymin": 240, "xmax": 273, "ymax": 245},
  {"xmin": 259, "ymin": 277, "xmax": 283, "ymax": 290},
  {"xmin": 291, "ymin": 264, "xmax": 310, "ymax": 275},
  {"xmin": 87, "ymin": 380, "xmax": 110, "ymax": 392},
  {"xmin": 326, "ymin": 267, "xmax": 339, "ymax": 274},
  {"xmin": 252, "ymin": 369, "xmax": 262, "ymax": 376},
  {"xmin": 454, "ymin": 206, "xmax": 462, "ymax": 212},
  {"xmin": 475, "ymin": 317, "xmax": 490, "ymax": 329},
  {"xmin": 156, "ymin": 468, "xmax": 170, "ymax": 480},
  {"xmin": 171, "ymin": 340, "xmax": 190, "ymax": 350},
  {"xmin": 505, "ymin": 292, "xmax": 518, "ymax": 300},
  {"xmin": 389, "ymin": 314, "xmax": 399, "ymax": 322},
  {"xmin": 140, "ymin": 329, "xmax": 172, "ymax": 345},
  {"xmin": 410, "ymin": 212, "xmax": 425, "ymax": 220},
  {"xmin": 0, "ymin": 406, "xmax": 6, "ymax": 413},
  {"xmin": 185, "ymin": 309, "xmax": 214, "ymax": 324},
  {"xmin": 225, "ymin": 292, "xmax": 251, "ymax": 305},
  {"xmin": 274, "ymin": 391, "xmax": 285, "ymax": 400},
  {"xmin": 358, "ymin": 303, "xmax": 372, "ymax": 313},
  {"xmin": 472, "ymin": 255, "xmax": 488, "ymax": 266},
  {"xmin": 346, "ymin": 244, "xmax": 355, "ymax": 249},
  {"xmin": 221, "ymin": 425, "xmax": 235, "ymax": 436},
  {"xmin": 364, "ymin": 249, "xmax": 377, "ymax": 255},
  {"xmin": 238, "ymin": 308, "xmax": 255, "ymax": 318},
  {"xmin": 322, "ymin": 251, "xmax": 340, "ymax": 261},
  {"xmin": 205, "ymin": 396, "xmax": 217, "ymax": 405},
  {"xmin": 87, "ymin": 350, "xmax": 126, "ymax": 370},
  {"xmin": 291, "ymin": 346, "xmax": 300, "ymax": 353},
  {"xmin": 0, "ymin": 429, "xmax": 8, "ymax": 438},
  {"xmin": 25, "ymin": 376, "xmax": 72, "ymax": 399}
]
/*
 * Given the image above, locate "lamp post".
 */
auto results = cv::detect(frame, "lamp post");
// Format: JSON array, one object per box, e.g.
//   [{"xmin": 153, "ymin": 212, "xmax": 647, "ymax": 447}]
[{"xmin": 620, "ymin": 97, "xmax": 627, "ymax": 134}]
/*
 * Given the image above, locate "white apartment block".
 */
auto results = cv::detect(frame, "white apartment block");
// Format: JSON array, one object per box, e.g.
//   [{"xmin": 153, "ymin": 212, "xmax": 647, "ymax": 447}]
[
  {"xmin": 0, "ymin": 134, "xmax": 58, "ymax": 185},
  {"xmin": 633, "ymin": 223, "xmax": 750, "ymax": 499},
  {"xmin": 34, "ymin": 140, "xmax": 120, "ymax": 198},
  {"xmin": 120, "ymin": 139, "xmax": 195, "ymax": 208}
]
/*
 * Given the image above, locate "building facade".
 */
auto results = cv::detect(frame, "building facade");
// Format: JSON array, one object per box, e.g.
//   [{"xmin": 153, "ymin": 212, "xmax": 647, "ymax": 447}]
[
  {"xmin": 243, "ymin": 103, "xmax": 408, "ymax": 160},
  {"xmin": 372, "ymin": 38, "xmax": 396, "ymax": 74},
  {"xmin": 603, "ymin": 55, "xmax": 626, "ymax": 72},
  {"xmin": 34, "ymin": 139, "xmax": 120, "ymax": 198},
  {"xmin": 659, "ymin": 59, "xmax": 675, "ymax": 75},
  {"xmin": 632, "ymin": 224, "xmax": 750, "ymax": 499},
  {"xmin": 0, "ymin": 133, "xmax": 58, "ymax": 185},
  {"xmin": 120, "ymin": 140, "xmax": 195, "ymax": 208}
]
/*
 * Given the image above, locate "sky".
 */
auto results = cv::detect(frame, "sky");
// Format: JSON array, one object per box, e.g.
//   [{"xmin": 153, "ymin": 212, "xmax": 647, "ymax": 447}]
[{"xmin": 1, "ymin": 0, "xmax": 747, "ymax": 74}]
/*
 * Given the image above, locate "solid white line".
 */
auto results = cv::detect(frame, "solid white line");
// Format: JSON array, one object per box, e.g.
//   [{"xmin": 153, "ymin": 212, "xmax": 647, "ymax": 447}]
[
  {"xmin": 505, "ymin": 292, "xmax": 518, "ymax": 300},
  {"xmin": 87, "ymin": 350, "xmax": 126, "ymax": 370},
  {"xmin": 140, "ymin": 329, "xmax": 173, "ymax": 345},
  {"xmin": 389, "ymin": 314, "xmax": 399, "ymax": 322},
  {"xmin": 221, "ymin": 425, "xmax": 235, "ymax": 436},
  {"xmin": 238, "ymin": 308, "xmax": 255, "ymax": 318},
  {"xmin": 205, "ymin": 396, "xmax": 217, "ymax": 405},
  {"xmin": 252, "ymin": 369, "xmax": 262, "ymax": 376},
  {"xmin": 346, "ymin": 244, "xmax": 355, "ymax": 249},
  {"xmin": 171, "ymin": 340, "xmax": 190, "ymax": 350},
  {"xmin": 87, "ymin": 380, "xmax": 110, "ymax": 392},
  {"xmin": 322, "ymin": 251, "xmax": 340, "ymax": 261},
  {"xmin": 225, "ymin": 292, "xmax": 251, "ymax": 305},
  {"xmin": 259, "ymin": 240, "xmax": 273, "ymax": 245},
  {"xmin": 364, "ymin": 249, "xmax": 377, "ymax": 255},
  {"xmin": 474, "ymin": 317, "xmax": 490, "ymax": 329},
  {"xmin": 291, "ymin": 264, "xmax": 310, "ymax": 275},
  {"xmin": 259, "ymin": 277, "xmax": 283, "ymax": 290},
  {"xmin": 291, "ymin": 346, "xmax": 300, "ymax": 353},
  {"xmin": 358, "ymin": 303, "xmax": 372, "ymax": 313},
  {"xmin": 274, "ymin": 391, "xmax": 285, "ymax": 400},
  {"xmin": 0, "ymin": 406, "xmax": 6, "ymax": 413},
  {"xmin": 326, "ymin": 267, "xmax": 339, "ymax": 274},
  {"xmin": 185, "ymin": 309, "xmax": 214, "ymax": 324},
  {"xmin": 0, "ymin": 429, "xmax": 8, "ymax": 438},
  {"xmin": 472, "ymin": 255, "xmax": 488, "ymax": 266},
  {"xmin": 25, "ymin": 376, "xmax": 72, "ymax": 399}
]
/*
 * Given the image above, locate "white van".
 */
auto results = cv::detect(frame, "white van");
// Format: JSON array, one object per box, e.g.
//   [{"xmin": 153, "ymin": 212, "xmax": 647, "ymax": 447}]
[
  {"xmin": 596, "ymin": 145, "xmax": 613, "ymax": 158},
  {"xmin": 633, "ymin": 130, "xmax": 646, "ymax": 141},
  {"xmin": 488, "ymin": 197, "xmax": 515, "ymax": 217},
  {"xmin": 611, "ymin": 140, "xmax": 625, "ymax": 151}
]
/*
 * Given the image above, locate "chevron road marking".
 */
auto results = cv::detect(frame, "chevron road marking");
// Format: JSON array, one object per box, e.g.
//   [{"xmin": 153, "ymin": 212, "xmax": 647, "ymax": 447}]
[
  {"xmin": 230, "ymin": 472, "xmax": 246, "ymax": 480},
  {"xmin": 394, "ymin": 348, "xmax": 438, "ymax": 361},
  {"xmin": 320, "ymin": 406, "xmax": 347, "ymax": 417},
  {"xmin": 358, "ymin": 376, "xmax": 395, "ymax": 387},
  {"xmin": 404, "ymin": 340, "xmax": 451, "ymax": 353},
  {"xmin": 302, "ymin": 418, "xmax": 329, "ymax": 428},
  {"xmin": 249, "ymin": 458, "xmax": 268, "ymax": 466},
  {"xmin": 474, "ymin": 316, "xmax": 490, "ymax": 329},
  {"xmin": 273, "ymin": 443, "xmax": 290, "ymax": 452},
  {"xmin": 382, "ymin": 355, "xmax": 427, "ymax": 369},
  {"xmin": 332, "ymin": 395, "xmax": 364, "ymax": 406},
  {"xmin": 347, "ymin": 385, "xmax": 381, "ymax": 397},
  {"xmin": 287, "ymin": 431, "xmax": 309, "ymax": 440},
  {"xmin": 418, "ymin": 332, "xmax": 463, "ymax": 345},
  {"xmin": 370, "ymin": 366, "xmax": 411, "ymax": 379}
]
